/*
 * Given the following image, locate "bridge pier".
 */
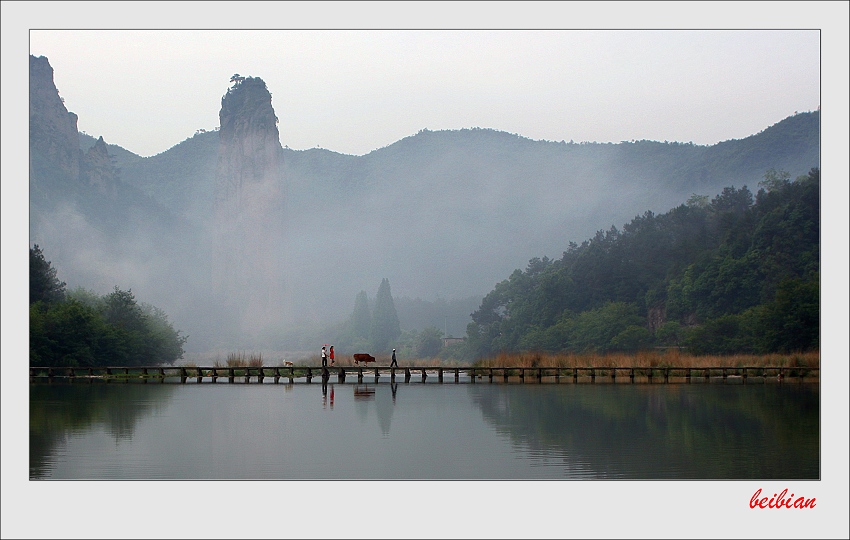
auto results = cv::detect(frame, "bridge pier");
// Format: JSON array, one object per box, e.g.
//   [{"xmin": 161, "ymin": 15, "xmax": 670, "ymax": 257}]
[{"xmin": 27, "ymin": 364, "xmax": 817, "ymax": 386}]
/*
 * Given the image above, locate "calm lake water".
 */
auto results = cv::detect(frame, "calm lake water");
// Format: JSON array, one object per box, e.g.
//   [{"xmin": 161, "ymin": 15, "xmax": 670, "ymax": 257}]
[{"xmin": 30, "ymin": 378, "xmax": 819, "ymax": 480}]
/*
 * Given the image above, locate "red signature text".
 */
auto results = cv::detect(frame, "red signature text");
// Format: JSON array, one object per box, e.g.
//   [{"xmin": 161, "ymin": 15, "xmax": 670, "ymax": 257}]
[{"xmin": 750, "ymin": 488, "xmax": 816, "ymax": 509}]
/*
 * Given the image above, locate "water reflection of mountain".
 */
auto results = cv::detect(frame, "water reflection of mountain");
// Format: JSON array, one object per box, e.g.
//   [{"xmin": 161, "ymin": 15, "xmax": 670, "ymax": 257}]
[
  {"xmin": 469, "ymin": 384, "xmax": 819, "ymax": 479},
  {"xmin": 29, "ymin": 382, "xmax": 175, "ymax": 479}
]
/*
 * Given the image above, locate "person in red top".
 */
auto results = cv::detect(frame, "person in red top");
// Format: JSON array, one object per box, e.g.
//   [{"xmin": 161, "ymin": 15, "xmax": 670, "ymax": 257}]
[{"xmin": 329, "ymin": 346, "xmax": 335, "ymax": 366}]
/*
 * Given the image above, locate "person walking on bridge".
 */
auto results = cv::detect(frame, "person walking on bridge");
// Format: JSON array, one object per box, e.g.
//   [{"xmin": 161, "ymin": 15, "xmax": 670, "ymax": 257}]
[{"xmin": 390, "ymin": 348, "xmax": 398, "ymax": 368}]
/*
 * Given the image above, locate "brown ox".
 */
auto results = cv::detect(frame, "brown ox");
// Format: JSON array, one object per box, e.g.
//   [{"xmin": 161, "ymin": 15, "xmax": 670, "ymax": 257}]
[{"xmin": 353, "ymin": 353, "xmax": 376, "ymax": 365}]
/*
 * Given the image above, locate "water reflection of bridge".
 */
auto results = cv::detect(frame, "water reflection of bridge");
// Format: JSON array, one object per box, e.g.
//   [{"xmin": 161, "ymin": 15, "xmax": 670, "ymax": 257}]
[{"xmin": 29, "ymin": 365, "xmax": 818, "ymax": 384}]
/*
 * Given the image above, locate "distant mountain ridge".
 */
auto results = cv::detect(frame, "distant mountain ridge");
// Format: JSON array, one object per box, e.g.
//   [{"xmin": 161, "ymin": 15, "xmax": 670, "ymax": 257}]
[
  {"xmin": 29, "ymin": 54, "xmax": 819, "ymax": 351},
  {"xmin": 115, "ymin": 113, "xmax": 819, "ymax": 247}
]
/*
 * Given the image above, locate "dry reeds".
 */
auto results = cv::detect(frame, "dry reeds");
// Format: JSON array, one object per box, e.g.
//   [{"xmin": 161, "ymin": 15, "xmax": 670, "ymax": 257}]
[
  {"xmin": 225, "ymin": 351, "xmax": 264, "ymax": 367},
  {"xmin": 472, "ymin": 350, "xmax": 819, "ymax": 369}
]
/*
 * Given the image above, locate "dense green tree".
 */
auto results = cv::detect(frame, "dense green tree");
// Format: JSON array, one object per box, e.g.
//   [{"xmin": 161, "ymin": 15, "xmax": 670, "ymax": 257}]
[
  {"xmin": 758, "ymin": 167, "xmax": 792, "ymax": 193},
  {"xmin": 30, "ymin": 244, "xmax": 66, "ymax": 305},
  {"xmin": 415, "ymin": 326, "xmax": 444, "ymax": 358},
  {"xmin": 682, "ymin": 312, "xmax": 759, "ymax": 355},
  {"xmin": 30, "ymin": 299, "xmax": 102, "ymax": 367},
  {"xmin": 655, "ymin": 321, "xmax": 683, "ymax": 347},
  {"xmin": 370, "ymin": 278, "xmax": 401, "ymax": 353},
  {"xmin": 564, "ymin": 302, "xmax": 646, "ymax": 353},
  {"xmin": 103, "ymin": 287, "xmax": 146, "ymax": 333},
  {"xmin": 754, "ymin": 276, "xmax": 819, "ymax": 353},
  {"xmin": 29, "ymin": 247, "xmax": 187, "ymax": 367},
  {"xmin": 140, "ymin": 304, "xmax": 189, "ymax": 365},
  {"xmin": 609, "ymin": 325, "xmax": 654, "ymax": 351}
]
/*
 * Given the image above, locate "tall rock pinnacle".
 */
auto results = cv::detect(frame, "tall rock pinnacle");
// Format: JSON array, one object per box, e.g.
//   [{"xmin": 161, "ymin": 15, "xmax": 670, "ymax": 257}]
[
  {"xmin": 212, "ymin": 76, "xmax": 287, "ymax": 334},
  {"xmin": 29, "ymin": 55, "xmax": 82, "ymax": 183}
]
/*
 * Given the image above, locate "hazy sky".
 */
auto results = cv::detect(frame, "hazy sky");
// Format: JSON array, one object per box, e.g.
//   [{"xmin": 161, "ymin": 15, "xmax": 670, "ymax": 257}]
[{"xmin": 27, "ymin": 28, "xmax": 821, "ymax": 157}]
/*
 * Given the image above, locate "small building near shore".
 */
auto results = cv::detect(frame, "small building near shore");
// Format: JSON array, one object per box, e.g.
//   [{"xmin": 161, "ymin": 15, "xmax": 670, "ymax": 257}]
[{"xmin": 442, "ymin": 337, "xmax": 466, "ymax": 347}]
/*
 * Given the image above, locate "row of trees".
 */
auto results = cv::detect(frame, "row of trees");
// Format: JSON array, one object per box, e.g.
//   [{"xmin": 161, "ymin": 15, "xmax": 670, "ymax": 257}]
[
  {"xmin": 30, "ymin": 245, "xmax": 188, "ymax": 367},
  {"xmin": 464, "ymin": 168, "xmax": 820, "ymax": 358},
  {"xmin": 343, "ymin": 280, "xmax": 472, "ymax": 360},
  {"xmin": 331, "ymin": 278, "xmax": 402, "ymax": 355}
]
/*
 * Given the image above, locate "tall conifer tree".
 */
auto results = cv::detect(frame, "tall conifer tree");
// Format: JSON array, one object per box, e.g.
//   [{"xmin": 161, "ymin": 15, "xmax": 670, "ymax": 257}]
[{"xmin": 370, "ymin": 278, "xmax": 401, "ymax": 353}]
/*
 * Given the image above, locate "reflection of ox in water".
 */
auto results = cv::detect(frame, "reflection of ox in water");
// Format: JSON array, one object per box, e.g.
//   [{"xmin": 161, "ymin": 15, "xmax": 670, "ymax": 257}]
[
  {"xmin": 353, "ymin": 384, "xmax": 375, "ymax": 400},
  {"xmin": 353, "ymin": 353, "xmax": 376, "ymax": 365}
]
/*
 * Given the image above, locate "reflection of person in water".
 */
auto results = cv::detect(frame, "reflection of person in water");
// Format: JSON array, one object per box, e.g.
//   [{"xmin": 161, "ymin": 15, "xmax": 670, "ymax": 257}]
[
  {"xmin": 391, "ymin": 381, "xmax": 398, "ymax": 404},
  {"xmin": 322, "ymin": 378, "xmax": 328, "ymax": 408},
  {"xmin": 330, "ymin": 384, "xmax": 334, "ymax": 409}
]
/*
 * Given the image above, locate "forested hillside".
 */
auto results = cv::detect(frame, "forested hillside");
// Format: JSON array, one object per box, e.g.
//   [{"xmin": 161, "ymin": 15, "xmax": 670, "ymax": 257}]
[{"xmin": 465, "ymin": 168, "xmax": 820, "ymax": 358}]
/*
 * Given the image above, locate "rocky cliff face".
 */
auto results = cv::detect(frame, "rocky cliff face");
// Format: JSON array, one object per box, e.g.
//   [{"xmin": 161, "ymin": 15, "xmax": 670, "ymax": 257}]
[
  {"xmin": 82, "ymin": 136, "xmax": 119, "ymax": 196},
  {"xmin": 29, "ymin": 55, "xmax": 81, "ymax": 181},
  {"xmin": 212, "ymin": 76, "xmax": 288, "ymax": 333},
  {"xmin": 30, "ymin": 55, "xmax": 123, "ymax": 223}
]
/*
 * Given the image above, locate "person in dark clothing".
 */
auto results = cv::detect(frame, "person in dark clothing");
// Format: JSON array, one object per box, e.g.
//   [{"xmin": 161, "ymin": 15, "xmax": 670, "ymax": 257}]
[{"xmin": 390, "ymin": 348, "xmax": 398, "ymax": 367}]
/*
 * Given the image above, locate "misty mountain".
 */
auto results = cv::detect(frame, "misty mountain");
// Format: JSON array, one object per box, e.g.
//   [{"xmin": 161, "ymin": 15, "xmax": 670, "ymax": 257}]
[{"xmin": 29, "ymin": 54, "xmax": 819, "ymax": 353}]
